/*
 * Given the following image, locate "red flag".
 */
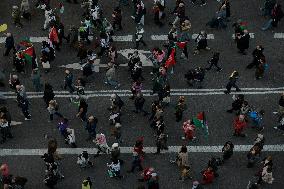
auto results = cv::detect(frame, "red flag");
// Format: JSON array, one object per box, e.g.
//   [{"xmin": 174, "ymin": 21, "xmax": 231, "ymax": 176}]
[
  {"xmin": 176, "ymin": 41, "xmax": 187, "ymax": 49},
  {"xmin": 49, "ymin": 27, "xmax": 59, "ymax": 43},
  {"xmin": 165, "ymin": 48, "xmax": 176, "ymax": 68},
  {"xmin": 22, "ymin": 46, "xmax": 35, "ymax": 64}
]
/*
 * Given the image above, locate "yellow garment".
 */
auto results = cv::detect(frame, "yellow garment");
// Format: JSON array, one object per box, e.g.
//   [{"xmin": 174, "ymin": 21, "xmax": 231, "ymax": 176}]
[
  {"xmin": 0, "ymin": 24, "xmax": 7, "ymax": 32},
  {"xmin": 82, "ymin": 180, "xmax": 91, "ymax": 189}
]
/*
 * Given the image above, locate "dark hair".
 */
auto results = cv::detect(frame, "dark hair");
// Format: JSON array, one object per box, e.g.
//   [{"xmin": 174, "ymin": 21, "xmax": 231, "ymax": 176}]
[{"xmin": 180, "ymin": 145, "xmax": 187, "ymax": 153}]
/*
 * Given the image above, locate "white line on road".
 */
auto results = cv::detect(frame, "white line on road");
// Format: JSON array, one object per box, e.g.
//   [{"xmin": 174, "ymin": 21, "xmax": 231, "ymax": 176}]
[
  {"xmin": 232, "ymin": 33, "xmax": 255, "ymax": 39},
  {"xmin": 151, "ymin": 34, "xmax": 215, "ymax": 41},
  {"xmin": 0, "ymin": 144, "xmax": 283, "ymax": 156},
  {"xmin": 2, "ymin": 87, "xmax": 284, "ymax": 95},
  {"xmin": 3, "ymin": 90, "xmax": 284, "ymax": 99},
  {"xmin": 112, "ymin": 35, "xmax": 133, "ymax": 42},
  {"xmin": 29, "ymin": 37, "xmax": 48, "ymax": 43},
  {"xmin": 273, "ymin": 33, "xmax": 284, "ymax": 39},
  {"xmin": 192, "ymin": 33, "xmax": 215, "ymax": 40}
]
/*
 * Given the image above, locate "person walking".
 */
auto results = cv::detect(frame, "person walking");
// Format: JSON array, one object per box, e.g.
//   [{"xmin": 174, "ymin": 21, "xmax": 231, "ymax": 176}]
[
  {"xmin": 236, "ymin": 30, "xmax": 250, "ymax": 55},
  {"xmin": 105, "ymin": 63, "xmax": 121, "ymax": 89},
  {"xmin": 133, "ymin": 92, "xmax": 149, "ymax": 116},
  {"xmin": 222, "ymin": 141, "xmax": 234, "ymax": 161},
  {"xmin": 247, "ymin": 45, "xmax": 264, "ymax": 69},
  {"xmin": 135, "ymin": 24, "xmax": 147, "ymax": 49},
  {"xmin": 64, "ymin": 70, "xmax": 75, "ymax": 93},
  {"xmin": 77, "ymin": 99, "xmax": 88, "ymax": 122},
  {"xmin": 43, "ymin": 83, "xmax": 55, "ymax": 108},
  {"xmin": 47, "ymin": 100, "xmax": 63, "ymax": 122},
  {"xmin": 233, "ymin": 115, "xmax": 247, "ymax": 137},
  {"xmin": 82, "ymin": 177, "xmax": 92, "ymax": 189},
  {"xmin": 175, "ymin": 96, "xmax": 187, "ymax": 122},
  {"xmin": 31, "ymin": 68, "xmax": 42, "ymax": 92},
  {"xmin": 206, "ymin": 52, "xmax": 222, "ymax": 72},
  {"xmin": 85, "ymin": 115, "xmax": 98, "ymax": 141},
  {"xmin": 12, "ymin": 5, "xmax": 23, "ymax": 28},
  {"xmin": 3, "ymin": 33, "xmax": 16, "ymax": 56},
  {"xmin": 20, "ymin": 0, "xmax": 31, "ymax": 21},
  {"xmin": 262, "ymin": 3, "xmax": 283, "ymax": 30},
  {"xmin": 127, "ymin": 151, "xmax": 143, "ymax": 173},
  {"xmin": 224, "ymin": 71, "xmax": 241, "ymax": 94}
]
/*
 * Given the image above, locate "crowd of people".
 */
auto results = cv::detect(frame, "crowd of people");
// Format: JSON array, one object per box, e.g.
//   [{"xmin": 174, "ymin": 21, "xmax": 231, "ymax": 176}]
[{"xmin": 1, "ymin": 0, "xmax": 284, "ymax": 188}]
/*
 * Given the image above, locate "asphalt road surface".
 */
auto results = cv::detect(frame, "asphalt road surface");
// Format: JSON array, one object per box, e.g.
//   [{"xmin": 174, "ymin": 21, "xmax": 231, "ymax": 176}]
[{"xmin": 0, "ymin": 0, "xmax": 284, "ymax": 188}]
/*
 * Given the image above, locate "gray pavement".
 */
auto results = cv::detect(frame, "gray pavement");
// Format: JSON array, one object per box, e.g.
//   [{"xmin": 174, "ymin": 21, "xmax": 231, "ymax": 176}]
[{"xmin": 0, "ymin": 0, "xmax": 284, "ymax": 188}]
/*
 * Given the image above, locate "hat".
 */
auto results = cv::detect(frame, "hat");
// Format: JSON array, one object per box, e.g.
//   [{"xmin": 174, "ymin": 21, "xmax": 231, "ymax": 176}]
[
  {"xmin": 112, "ymin": 143, "xmax": 119, "ymax": 149},
  {"xmin": 179, "ymin": 3, "xmax": 184, "ymax": 7},
  {"xmin": 115, "ymin": 122, "xmax": 122, "ymax": 128},
  {"xmin": 12, "ymin": 6, "xmax": 19, "ymax": 9},
  {"xmin": 65, "ymin": 70, "xmax": 70, "ymax": 74},
  {"xmin": 88, "ymin": 115, "xmax": 94, "ymax": 120}
]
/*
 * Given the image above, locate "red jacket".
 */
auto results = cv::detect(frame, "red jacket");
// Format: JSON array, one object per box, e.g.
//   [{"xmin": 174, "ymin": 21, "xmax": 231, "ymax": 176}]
[
  {"xmin": 233, "ymin": 117, "xmax": 246, "ymax": 133},
  {"xmin": 202, "ymin": 169, "xmax": 214, "ymax": 184}
]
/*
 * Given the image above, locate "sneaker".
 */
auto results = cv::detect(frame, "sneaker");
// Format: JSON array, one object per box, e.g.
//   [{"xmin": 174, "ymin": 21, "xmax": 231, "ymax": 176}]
[
  {"xmin": 131, "ymin": 16, "xmax": 135, "ymax": 19},
  {"xmin": 273, "ymin": 126, "xmax": 278, "ymax": 130},
  {"xmin": 181, "ymin": 136, "xmax": 186, "ymax": 140},
  {"xmin": 205, "ymin": 47, "xmax": 211, "ymax": 50},
  {"xmin": 200, "ymin": 3, "xmax": 207, "ymax": 6},
  {"xmin": 273, "ymin": 112, "xmax": 278, "ymax": 114},
  {"xmin": 104, "ymin": 81, "xmax": 108, "ymax": 85},
  {"xmin": 25, "ymin": 118, "xmax": 31, "ymax": 121}
]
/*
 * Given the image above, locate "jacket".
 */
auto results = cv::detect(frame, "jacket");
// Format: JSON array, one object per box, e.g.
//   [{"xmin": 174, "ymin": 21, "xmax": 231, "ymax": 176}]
[{"xmin": 177, "ymin": 152, "xmax": 189, "ymax": 167}]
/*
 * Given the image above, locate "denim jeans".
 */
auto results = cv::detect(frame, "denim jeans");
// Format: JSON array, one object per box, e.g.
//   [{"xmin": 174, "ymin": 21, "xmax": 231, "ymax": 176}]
[{"xmin": 262, "ymin": 19, "xmax": 273, "ymax": 30}]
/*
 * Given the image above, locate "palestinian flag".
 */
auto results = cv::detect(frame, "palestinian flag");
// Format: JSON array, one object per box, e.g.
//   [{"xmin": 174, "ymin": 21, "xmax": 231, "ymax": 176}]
[
  {"xmin": 192, "ymin": 111, "xmax": 209, "ymax": 138},
  {"xmin": 22, "ymin": 46, "xmax": 35, "ymax": 64},
  {"xmin": 176, "ymin": 41, "xmax": 187, "ymax": 49},
  {"xmin": 19, "ymin": 37, "xmax": 32, "ymax": 47},
  {"xmin": 165, "ymin": 48, "xmax": 176, "ymax": 68}
]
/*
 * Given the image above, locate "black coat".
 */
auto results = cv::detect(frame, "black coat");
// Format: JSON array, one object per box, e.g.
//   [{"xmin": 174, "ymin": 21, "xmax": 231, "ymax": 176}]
[{"xmin": 237, "ymin": 34, "xmax": 250, "ymax": 50}]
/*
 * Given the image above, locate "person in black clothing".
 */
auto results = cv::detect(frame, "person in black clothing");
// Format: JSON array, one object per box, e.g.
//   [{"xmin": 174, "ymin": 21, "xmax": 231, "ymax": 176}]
[
  {"xmin": 133, "ymin": 92, "xmax": 148, "ymax": 116},
  {"xmin": 4, "ymin": 33, "xmax": 16, "ymax": 56},
  {"xmin": 77, "ymin": 99, "xmax": 88, "ymax": 122},
  {"xmin": 64, "ymin": 70, "xmax": 75, "ymax": 93},
  {"xmin": 112, "ymin": 7, "xmax": 122, "ymax": 30},
  {"xmin": 247, "ymin": 45, "xmax": 264, "ymax": 69},
  {"xmin": 43, "ymin": 83, "xmax": 55, "ymax": 107},
  {"xmin": 226, "ymin": 94, "xmax": 244, "ymax": 113},
  {"xmin": 224, "ymin": 71, "xmax": 241, "ymax": 94},
  {"xmin": 236, "ymin": 30, "xmax": 250, "ymax": 55},
  {"xmin": 206, "ymin": 52, "xmax": 222, "ymax": 72},
  {"xmin": 222, "ymin": 141, "xmax": 234, "ymax": 161}
]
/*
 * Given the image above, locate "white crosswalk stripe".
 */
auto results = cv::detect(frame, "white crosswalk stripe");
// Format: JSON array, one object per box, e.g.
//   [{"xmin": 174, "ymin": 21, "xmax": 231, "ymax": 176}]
[
  {"xmin": 273, "ymin": 33, "xmax": 284, "ymax": 38},
  {"xmin": 232, "ymin": 33, "xmax": 255, "ymax": 39},
  {"xmin": 0, "ymin": 144, "xmax": 283, "ymax": 156}
]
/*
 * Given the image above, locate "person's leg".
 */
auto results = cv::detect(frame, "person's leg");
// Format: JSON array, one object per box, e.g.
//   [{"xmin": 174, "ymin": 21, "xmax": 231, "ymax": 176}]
[
  {"xmin": 49, "ymin": 113, "xmax": 54, "ymax": 121},
  {"xmin": 182, "ymin": 45, "xmax": 189, "ymax": 59},
  {"xmin": 135, "ymin": 41, "xmax": 139, "ymax": 49},
  {"xmin": 262, "ymin": 19, "xmax": 273, "ymax": 30}
]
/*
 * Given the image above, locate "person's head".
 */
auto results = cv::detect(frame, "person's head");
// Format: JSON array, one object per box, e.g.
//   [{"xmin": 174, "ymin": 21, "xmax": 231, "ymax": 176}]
[
  {"xmin": 179, "ymin": 96, "xmax": 185, "ymax": 102},
  {"xmin": 180, "ymin": 145, "xmax": 187, "ymax": 153},
  {"xmin": 65, "ymin": 69, "xmax": 70, "ymax": 75},
  {"xmin": 230, "ymin": 71, "xmax": 239, "ymax": 78},
  {"xmin": 239, "ymin": 114, "xmax": 245, "ymax": 121},
  {"xmin": 266, "ymin": 156, "xmax": 272, "ymax": 161},
  {"xmin": 12, "ymin": 74, "xmax": 18, "ymax": 80}
]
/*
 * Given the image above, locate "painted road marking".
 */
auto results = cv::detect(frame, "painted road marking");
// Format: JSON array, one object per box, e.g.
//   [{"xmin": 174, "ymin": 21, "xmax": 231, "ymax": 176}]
[
  {"xmin": 232, "ymin": 33, "xmax": 255, "ymax": 39},
  {"xmin": 273, "ymin": 33, "xmax": 284, "ymax": 39},
  {"xmin": 3, "ymin": 90, "xmax": 284, "ymax": 99},
  {"xmin": 11, "ymin": 121, "xmax": 23, "ymax": 126},
  {"xmin": 0, "ymin": 144, "xmax": 283, "ymax": 156},
  {"xmin": 2, "ymin": 87, "xmax": 284, "ymax": 95},
  {"xmin": 151, "ymin": 34, "xmax": 215, "ymax": 41},
  {"xmin": 112, "ymin": 35, "xmax": 133, "ymax": 42},
  {"xmin": 117, "ymin": 49, "xmax": 152, "ymax": 66}
]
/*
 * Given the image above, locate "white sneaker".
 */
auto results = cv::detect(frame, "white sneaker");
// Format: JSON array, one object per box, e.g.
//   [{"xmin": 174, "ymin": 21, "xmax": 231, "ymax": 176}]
[
  {"xmin": 273, "ymin": 127, "xmax": 278, "ymax": 130},
  {"xmin": 131, "ymin": 16, "xmax": 135, "ymax": 19},
  {"xmin": 25, "ymin": 118, "xmax": 31, "ymax": 121},
  {"xmin": 273, "ymin": 112, "xmax": 278, "ymax": 114}
]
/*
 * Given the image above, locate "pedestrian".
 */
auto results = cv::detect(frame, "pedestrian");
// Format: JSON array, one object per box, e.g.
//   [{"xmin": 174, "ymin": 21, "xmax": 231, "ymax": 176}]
[
  {"xmin": 47, "ymin": 100, "xmax": 63, "ymax": 121},
  {"xmin": 77, "ymin": 151, "xmax": 93, "ymax": 168},
  {"xmin": 222, "ymin": 141, "xmax": 234, "ymax": 161},
  {"xmin": 9, "ymin": 74, "xmax": 20, "ymax": 90},
  {"xmin": 175, "ymin": 145, "xmax": 192, "ymax": 181},
  {"xmin": 175, "ymin": 96, "xmax": 187, "ymax": 122},
  {"xmin": 259, "ymin": 165, "xmax": 274, "ymax": 184},
  {"xmin": 224, "ymin": 71, "xmax": 241, "ymax": 94},
  {"xmin": 98, "ymin": 32, "xmax": 110, "ymax": 57},
  {"xmin": 153, "ymin": 0, "xmax": 165, "ymax": 27},
  {"xmin": 247, "ymin": 45, "xmax": 264, "ymax": 69},
  {"xmin": 226, "ymin": 94, "xmax": 245, "ymax": 113},
  {"xmin": 135, "ymin": 24, "xmax": 147, "ymax": 49},
  {"xmin": 77, "ymin": 99, "xmax": 88, "ymax": 122},
  {"xmin": 194, "ymin": 31, "xmax": 210, "ymax": 55},
  {"xmin": 179, "ymin": 19, "xmax": 191, "ymax": 59},
  {"xmin": 127, "ymin": 151, "xmax": 143, "ymax": 173},
  {"xmin": 31, "ymin": 68, "xmax": 42, "ymax": 92},
  {"xmin": 85, "ymin": 115, "xmax": 98, "ymax": 141},
  {"xmin": 94, "ymin": 133, "xmax": 110, "ymax": 157},
  {"xmin": 233, "ymin": 114, "xmax": 247, "ymax": 137},
  {"xmin": 18, "ymin": 94, "xmax": 31, "ymax": 121},
  {"xmin": 81, "ymin": 177, "xmax": 92, "ymax": 189},
  {"xmin": 12, "ymin": 5, "xmax": 23, "ymax": 28},
  {"xmin": 20, "ymin": 0, "xmax": 31, "ymax": 21},
  {"xmin": 49, "ymin": 24, "xmax": 60, "ymax": 50},
  {"xmin": 65, "ymin": 128, "xmax": 76, "ymax": 148},
  {"xmin": 260, "ymin": 0, "xmax": 276, "ymax": 17},
  {"xmin": 104, "ymin": 63, "xmax": 121, "ymax": 89},
  {"xmin": 77, "ymin": 43, "xmax": 88, "ymax": 64},
  {"xmin": 206, "ymin": 52, "xmax": 222, "ymax": 72},
  {"xmin": 57, "ymin": 118, "xmax": 69, "ymax": 138},
  {"xmin": 262, "ymin": 3, "xmax": 283, "ymax": 30},
  {"xmin": 109, "ymin": 94, "xmax": 124, "ymax": 112},
  {"xmin": 236, "ymin": 30, "xmax": 250, "ymax": 55},
  {"xmin": 112, "ymin": 7, "xmax": 122, "ymax": 31},
  {"xmin": 43, "ymin": 83, "xmax": 55, "ymax": 107},
  {"xmin": 249, "ymin": 110, "xmax": 265, "ymax": 131},
  {"xmin": 155, "ymin": 132, "xmax": 168, "ymax": 154},
  {"xmin": 133, "ymin": 92, "xmax": 149, "ymax": 116},
  {"xmin": 273, "ymin": 93, "xmax": 284, "ymax": 117},
  {"xmin": 171, "ymin": 2, "xmax": 185, "ymax": 27},
  {"xmin": 181, "ymin": 120, "xmax": 196, "ymax": 141},
  {"xmin": 130, "ymin": 80, "xmax": 143, "ymax": 99},
  {"xmin": 255, "ymin": 57, "xmax": 266, "ymax": 80},
  {"xmin": 0, "ymin": 117, "xmax": 13, "ymax": 144},
  {"xmin": 3, "ymin": 33, "xmax": 16, "ymax": 56},
  {"xmin": 111, "ymin": 122, "xmax": 123, "ymax": 143},
  {"xmin": 201, "ymin": 166, "xmax": 215, "ymax": 184},
  {"xmin": 247, "ymin": 145, "xmax": 261, "ymax": 168},
  {"xmin": 107, "ymin": 159, "xmax": 122, "ymax": 179},
  {"xmin": 64, "ymin": 70, "xmax": 75, "ymax": 93}
]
